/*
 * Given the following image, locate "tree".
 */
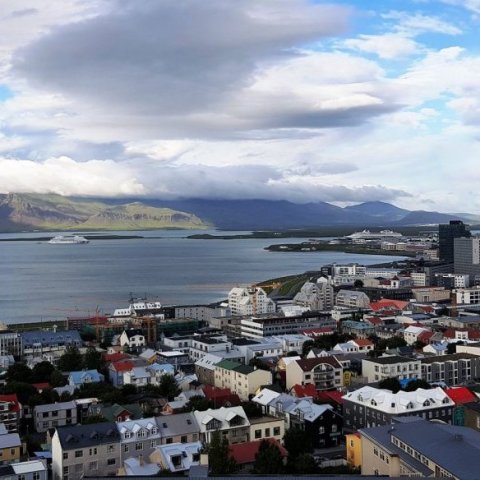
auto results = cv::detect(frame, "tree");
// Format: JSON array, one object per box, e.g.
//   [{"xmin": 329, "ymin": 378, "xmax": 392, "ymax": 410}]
[
  {"xmin": 6, "ymin": 363, "xmax": 32, "ymax": 383},
  {"xmin": 403, "ymin": 379, "xmax": 431, "ymax": 392},
  {"xmin": 207, "ymin": 431, "xmax": 238, "ymax": 475},
  {"xmin": 353, "ymin": 279, "xmax": 364, "ymax": 288},
  {"xmin": 121, "ymin": 384, "xmax": 138, "ymax": 397},
  {"xmin": 31, "ymin": 361, "xmax": 55, "ymax": 383},
  {"xmin": 158, "ymin": 374, "xmax": 180, "ymax": 401},
  {"xmin": 57, "ymin": 346, "xmax": 83, "ymax": 372},
  {"xmin": 253, "ymin": 440, "xmax": 284, "ymax": 474},
  {"xmin": 83, "ymin": 347, "xmax": 105, "ymax": 372},
  {"xmin": 50, "ymin": 369, "xmax": 67, "ymax": 387},
  {"xmin": 378, "ymin": 377, "xmax": 401, "ymax": 393},
  {"xmin": 241, "ymin": 401, "xmax": 263, "ymax": 418},
  {"xmin": 302, "ymin": 340, "xmax": 315, "ymax": 357},
  {"xmin": 283, "ymin": 427, "xmax": 313, "ymax": 463},
  {"xmin": 82, "ymin": 415, "xmax": 108, "ymax": 424},
  {"xmin": 413, "ymin": 340, "xmax": 427, "ymax": 350},
  {"xmin": 294, "ymin": 453, "xmax": 319, "ymax": 474},
  {"xmin": 183, "ymin": 396, "xmax": 213, "ymax": 412}
]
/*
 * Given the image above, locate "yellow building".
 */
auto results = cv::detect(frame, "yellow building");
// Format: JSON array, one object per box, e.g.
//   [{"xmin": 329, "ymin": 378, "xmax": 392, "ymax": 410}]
[
  {"xmin": 345, "ymin": 432, "xmax": 362, "ymax": 469},
  {"xmin": 0, "ymin": 433, "xmax": 22, "ymax": 464}
]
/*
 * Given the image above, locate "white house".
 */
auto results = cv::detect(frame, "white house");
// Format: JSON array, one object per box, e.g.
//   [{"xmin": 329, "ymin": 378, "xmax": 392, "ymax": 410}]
[
  {"xmin": 119, "ymin": 329, "xmax": 146, "ymax": 349},
  {"xmin": 228, "ymin": 287, "xmax": 275, "ymax": 316}
]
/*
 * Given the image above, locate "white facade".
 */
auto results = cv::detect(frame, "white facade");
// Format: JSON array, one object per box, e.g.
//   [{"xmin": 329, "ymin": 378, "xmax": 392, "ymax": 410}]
[
  {"xmin": 454, "ymin": 286, "xmax": 480, "ymax": 305},
  {"xmin": 362, "ymin": 357, "xmax": 422, "ymax": 383},
  {"xmin": 293, "ymin": 277, "xmax": 334, "ymax": 311},
  {"xmin": 403, "ymin": 326, "xmax": 430, "ymax": 345},
  {"xmin": 335, "ymin": 290, "xmax": 370, "ymax": 309},
  {"xmin": 228, "ymin": 287, "xmax": 276, "ymax": 316}
]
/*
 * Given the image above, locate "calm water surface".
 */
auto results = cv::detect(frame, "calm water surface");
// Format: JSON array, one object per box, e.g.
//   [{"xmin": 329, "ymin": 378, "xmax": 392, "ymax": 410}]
[{"xmin": 0, "ymin": 230, "xmax": 406, "ymax": 323}]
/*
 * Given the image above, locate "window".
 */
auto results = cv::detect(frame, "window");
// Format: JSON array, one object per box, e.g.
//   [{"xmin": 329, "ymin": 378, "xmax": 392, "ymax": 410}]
[
  {"xmin": 255, "ymin": 429, "xmax": 262, "ymax": 439},
  {"xmin": 75, "ymin": 450, "xmax": 83, "ymax": 458},
  {"xmin": 151, "ymin": 439, "xmax": 157, "ymax": 448},
  {"xmin": 135, "ymin": 443, "xmax": 143, "ymax": 451},
  {"xmin": 319, "ymin": 426, "xmax": 325, "ymax": 434},
  {"xmin": 108, "ymin": 445, "xmax": 115, "ymax": 453},
  {"xmin": 273, "ymin": 427, "xmax": 280, "ymax": 436},
  {"xmin": 138, "ymin": 429, "xmax": 146, "ymax": 438},
  {"xmin": 89, "ymin": 447, "xmax": 97, "ymax": 456},
  {"xmin": 63, "ymin": 453, "xmax": 68, "ymax": 460},
  {"xmin": 89, "ymin": 461, "xmax": 98, "ymax": 470},
  {"xmin": 332, "ymin": 424, "xmax": 337, "ymax": 433},
  {"xmin": 33, "ymin": 472, "xmax": 41, "ymax": 480},
  {"xmin": 181, "ymin": 435, "xmax": 187, "ymax": 443},
  {"xmin": 166, "ymin": 438, "xmax": 173, "ymax": 444},
  {"xmin": 107, "ymin": 458, "xmax": 116, "ymax": 466},
  {"xmin": 123, "ymin": 444, "xmax": 129, "ymax": 453}
]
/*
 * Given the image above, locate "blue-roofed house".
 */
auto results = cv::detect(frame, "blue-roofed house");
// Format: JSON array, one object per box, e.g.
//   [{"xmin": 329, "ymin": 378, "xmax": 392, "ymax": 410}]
[
  {"xmin": 68, "ymin": 369, "xmax": 104, "ymax": 387},
  {"xmin": 20, "ymin": 330, "xmax": 82, "ymax": 356}
]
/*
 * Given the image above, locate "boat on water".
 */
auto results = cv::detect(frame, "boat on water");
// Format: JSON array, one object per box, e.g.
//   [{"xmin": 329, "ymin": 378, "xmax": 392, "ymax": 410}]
[
  {"xmin": 346, "ymin": 229, "xmax": 403, "ymax": 239},
  {"xmin": 48, "ymin": 235, "xmax": 89, "ymax": 244}
]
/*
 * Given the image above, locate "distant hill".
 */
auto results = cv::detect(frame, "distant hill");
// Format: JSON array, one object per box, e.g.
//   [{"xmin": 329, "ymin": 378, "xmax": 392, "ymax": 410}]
[
  {"xmin": 0, "ymin": 194, "xmax": 208, "ymax": 231},
  {"xmin": 0, "ymin": 193, "xmax": 471, "ymax": 232},
  {"xmin": 343, "ymin": 201, "xmax": 409, "ymax": 222}
]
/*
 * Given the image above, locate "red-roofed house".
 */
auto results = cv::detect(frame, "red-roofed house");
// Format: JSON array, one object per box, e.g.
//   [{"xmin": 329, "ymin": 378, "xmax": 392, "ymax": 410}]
[
  {"xmin": 202, "ymin": 385, "xmax": 241, "ymax": 407},
  {"xmin": 445, "ymin": 387, "xmax": 478, "ymax": 406},
  {"xmin": 229, "ymin": 439, "xmax": 288, "ymax": 469},
  {"xmin": 0, "ymin": 394, "xmax": 21, "ymax": 432},
  {"xmin": 299, "ymin": 327, "xmax": 335, "ymax": 338},
  {"xmin": 103, "ymin": 352, "xmax": 129, "ymax": 363},
  {"xmin": 108, "ymin": 360, "xmax": 135, "ymax": 386},
  {"xmin": 291, "ymin": 383, "xmax": 318, "ymax": 399},
  {"xmin": 370, "ymin": 299, "xmax": 409, "ymax": 312},
  {"xmin": 443, "ymin": 328, "xmax": 480, "ymax": 342}
]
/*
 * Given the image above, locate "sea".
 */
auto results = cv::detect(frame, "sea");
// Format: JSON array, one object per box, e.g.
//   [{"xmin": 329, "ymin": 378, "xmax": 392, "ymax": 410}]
[{"xmin": 0, "ymin": 229, "xmax": 406, "ymax": 324}]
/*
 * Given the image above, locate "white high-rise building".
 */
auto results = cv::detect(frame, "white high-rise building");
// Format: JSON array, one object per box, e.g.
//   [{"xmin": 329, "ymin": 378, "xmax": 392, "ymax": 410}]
[
  {"xmin": 293, "ymin": 277, "xmax": 334, "ymax": 311},
  {"xmin": 228, "ymin": 286, "xmax": 275, "ymax": 316}
]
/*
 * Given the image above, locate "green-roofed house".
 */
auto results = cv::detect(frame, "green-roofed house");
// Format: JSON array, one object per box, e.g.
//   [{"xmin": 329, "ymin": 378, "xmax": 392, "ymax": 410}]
[
  {"xmin": 87, "ymin": 403, "xmax": 143, "ymax": 423},
  {"xmin": 214, "ymin": 360, "xmax": 271, "ymax": 401}
]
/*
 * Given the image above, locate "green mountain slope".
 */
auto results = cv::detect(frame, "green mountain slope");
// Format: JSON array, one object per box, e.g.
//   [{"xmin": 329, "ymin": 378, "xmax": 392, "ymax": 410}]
[{"xmin": 0, "ymin": 194, "xmax": 208, "ymax": 231}]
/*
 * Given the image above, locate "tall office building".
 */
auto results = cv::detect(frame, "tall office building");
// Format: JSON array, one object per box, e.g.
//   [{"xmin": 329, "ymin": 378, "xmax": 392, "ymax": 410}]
[
  {"xmin": 439, "ymin": 220, "xmax": 470, "ymax": 263},
  {"xmin": 454, "ymin": 237, "xmax": 480, "ymax": 280}
]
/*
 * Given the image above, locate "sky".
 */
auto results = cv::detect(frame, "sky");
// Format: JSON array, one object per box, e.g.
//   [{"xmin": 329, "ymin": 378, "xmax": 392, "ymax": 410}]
[{"xmin": 0, "ymin": 0, "xmax": 479, "ymax": 212}]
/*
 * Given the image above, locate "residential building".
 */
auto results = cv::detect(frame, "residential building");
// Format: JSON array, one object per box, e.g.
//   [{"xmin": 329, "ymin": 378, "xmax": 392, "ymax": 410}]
[
  {"xmin": 341, "ymin": 320, "xmax": 375, "ymax": 338},
  {"xmin": 403, "ymin": 326, "xmax": 431, "ymax": 345},
  {"xmin": 195, "ymin": 353, "xmax": 223, "ymax": 385},
  {"xmin": 454, "ymin": 236, "xmax": 480, "ymax": 278},
  {"xmin": 293, "ymin": 277, "xmax": 334, "ymax": 311},
  {"xmin": 34, "ymin": 401, "xmax": 77, "ymax": 433},
  {"xmin": 0, "ymin": 460, "xmax": 47, "ymax": 480},
  {"xmin": 440, "ymin": 220, "xmax": 470, "ymax": 263},
  {"xmin": 157, "ymin": 412, "xmax": 200, "ymax": 445},
  {"xmin": 228, "ymin": 287, "xmax": 275, "ymax": 316},
  {"xmin": 362, "ymin": 356, "xmax": 421, "ymax": 383},
  {"xmin": 412, "ymin": 287, "xmax": 450, "ymax": 303},
  {"xmin": 0, "ymin": 332, "xmax": 22, "ymax": 357},
  {"xmin": 252, "ymin": 390, "xmax": 343, "ymax": 448},
  {"xmin": 285, "ymin": 357, "xmax": 343, "ymax": 391},
  {"xmin": 51, "ymin": 422, "xmax": 121, "ymax": 480},
  {"xmin": 239, "ymin": 312, "xmax": 331, "ymax": 339},
  {"xmin": 333, "ymin": 339, "xmax": 374, "ymax": 354},
  {"xmin": 117, "ymin": 417, "xmax": 162, "ymax": 462},
  {"xmin": 345, "ymin": 432, "xmax": 362, "ymax": 468},
  {"xmin": 150, "ymin": 441, "xmax": 202, "ymax": 473},
  {"xmin": 68, "ymin": 369, "xmax": 104, "ymax": 388},
  {"xmin": 213, "ymin": 360, "xmax": 271, "ymax": 401},
  {"xmin": 359, "ymin": 417, "xmax": 480, "ymax": 479},
  {"xmin": 108, "ymin": 360, "xmax": 134, "ymax": 387},
  {"xmin": 119, "ymin": 329, "xmax": 146, "ymax": 349},
  {"xmin": 420, "ymin": 353, "xmax": 480, "ymax": 386},
  {"xmin": 249, "ymin": 416, "xmax": 285, "ymax": 443},
  {"xmin": 20, "ymin": 330, "xmax": 82, "ymax": 356},
  {"xmin": 189, "ymin": 336, "xmax": 233, "ymax": 362},
  {"xmin": 87, "ymin": 403, "xmax": 142, "ymax": 423},
  {"xmin": 0, "ymin": 433, "xmax": 21, "ymax": 464},
  {"xmin": 343, "ymin": 386, "xmax": 454, "ymax": 430},
  {"xmin": 454, "ymin": 285, "xmax": 480, "ymax": 305},
  {"xmin": 335, "ymin": 290, "xmax": 370, "ymax": 309},
  {"xmin": 194, "ymin": 406, "xmax": 250, "ymax": 444},
  {"xmin": 463, "ymin": 402, "xmax": 480, "ymax": 431},
  {"xmin": 410, "ymin": 272, "xmax": 428, "ymax": 287},
  {"xmin": 435, "ymin": 273, "xmax": 470, "ymax": 288},
  {"xmin": 229, "ymin": 439, "xmax": 287, "ymax": 471},
  {"xmin": 0, "ymin": 395, "xmax": 21, "ymax": 433}
]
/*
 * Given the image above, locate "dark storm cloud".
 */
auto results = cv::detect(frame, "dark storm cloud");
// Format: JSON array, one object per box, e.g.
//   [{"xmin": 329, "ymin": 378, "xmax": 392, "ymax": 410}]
[{"xmin": 8, "ymin": 0, "xmax": 402, "ymax": 136}]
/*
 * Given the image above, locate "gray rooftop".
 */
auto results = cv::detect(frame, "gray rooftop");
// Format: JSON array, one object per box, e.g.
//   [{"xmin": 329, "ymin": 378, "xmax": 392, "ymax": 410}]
[
  {"xmin": 0, "ymin": 433, "xmax": 21, "ymax": 449},
  {"xmin": 420, "ymin": 353, "xmax": 479, "ymax": 364},
  {"xmin": 156, "ymin": 412, "xmax": 200, "ymax": 437},
  {"xmin": 364, "ymin": 355, "xmax": 417, "ymax": 365},
  {"xmin": 20, "ymin": 330, "xmax": 82, "ymax": 346},
  {"xmin": 56, "ymin": 422, "xmax": 120, "ymax": 449},
  {"xmin": 34, "ymin": 401, "xmax": 76, "ymax": 413}
]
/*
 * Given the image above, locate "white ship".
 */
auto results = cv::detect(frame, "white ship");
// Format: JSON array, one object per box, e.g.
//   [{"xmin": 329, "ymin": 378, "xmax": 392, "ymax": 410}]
[
  {"xmin": 48, "ymin": 235, "xmax": 89, "ymax": 244},
  {"xmin": 346, "ymin": 229, "xmax": 403, "ymax": 239}
]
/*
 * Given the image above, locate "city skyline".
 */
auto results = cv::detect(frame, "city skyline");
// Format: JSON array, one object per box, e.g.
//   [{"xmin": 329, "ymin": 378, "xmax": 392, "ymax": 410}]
[{"xmin": 0, "ymin": 0, "xmax": 479, "ymax": 212}]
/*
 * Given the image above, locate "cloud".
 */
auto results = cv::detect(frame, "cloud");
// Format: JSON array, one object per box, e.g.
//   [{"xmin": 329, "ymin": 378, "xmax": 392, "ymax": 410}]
[
  {"xmin": 344, "ymin": 34, "xmax": 419, "ymax": 59},
  {"xmin": 9, "ymin": 0, "xmax": 408, "ymax": 138}
]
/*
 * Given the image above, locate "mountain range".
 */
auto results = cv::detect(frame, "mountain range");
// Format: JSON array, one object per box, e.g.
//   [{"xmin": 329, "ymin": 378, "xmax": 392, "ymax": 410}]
[{"xmin": 0, "ymin": 193, "xmax": 477, "ymax": 232}]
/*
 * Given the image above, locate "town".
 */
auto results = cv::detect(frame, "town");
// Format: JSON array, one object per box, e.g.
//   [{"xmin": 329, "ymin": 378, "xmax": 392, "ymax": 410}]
[{"xmin": 2, "ymin": 220, "xmax": 480, "ymax": 479}]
